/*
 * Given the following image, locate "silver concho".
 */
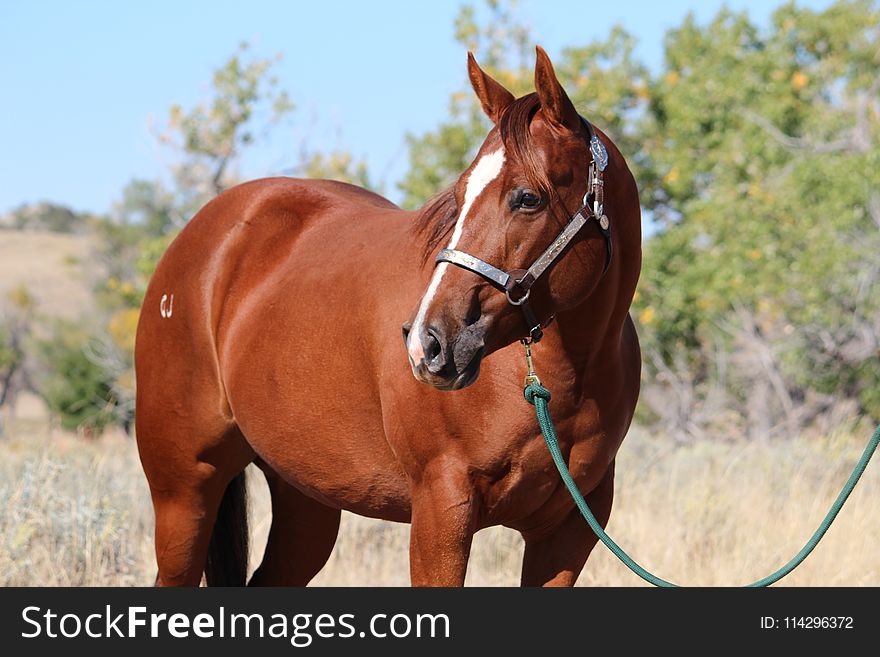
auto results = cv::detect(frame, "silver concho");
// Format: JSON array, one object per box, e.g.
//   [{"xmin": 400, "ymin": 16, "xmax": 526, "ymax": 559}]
[
  {"xmin": 590, "ymin": 135, "xmax": 608, "ymax": 172},
  {"xmin": 599, "ymin": 214, "xmax": 610, "ymax": 231}
]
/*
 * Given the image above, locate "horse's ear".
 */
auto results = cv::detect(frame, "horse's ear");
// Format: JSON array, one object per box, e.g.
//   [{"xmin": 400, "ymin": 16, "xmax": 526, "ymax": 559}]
[
  {"xmin": 468, "ymin": 52, "xmax": 515, "ymax": 125},
  {"xmin": 534, "ymin": 45, "xmax": 580, "ymax": 132}
]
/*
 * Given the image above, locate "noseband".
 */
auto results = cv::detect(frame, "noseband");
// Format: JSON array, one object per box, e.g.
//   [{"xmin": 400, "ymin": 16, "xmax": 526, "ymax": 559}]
[{"xmin": 435, "ymin": 117, "xmax": 612, "ymax": 343}]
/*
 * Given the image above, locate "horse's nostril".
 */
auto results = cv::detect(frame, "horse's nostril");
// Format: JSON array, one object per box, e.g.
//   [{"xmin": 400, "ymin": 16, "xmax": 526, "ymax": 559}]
[
  {"xmin": 425, "ymin": 327, "xmax": 442, "ymax": 363},
  {"xmin": 401, "ymin": 321, "xmax": 412, "ymax": 344}
]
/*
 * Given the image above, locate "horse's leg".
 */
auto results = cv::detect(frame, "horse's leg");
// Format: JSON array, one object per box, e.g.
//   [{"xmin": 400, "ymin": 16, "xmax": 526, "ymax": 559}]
[
  {"xmin": 519, "ymin": 460, "xmax": 615, "ymax": 587},
  {"xmin": 249, "ymin": 467, "xmax": 341, "ymax": 586},
  {"xmin": 408, "ymin": 464, "xmax": 478, "ymax": 587},
  {"xmin": 150, "ymin": 477, "xmax": 226, "ymax": 586},
  {"xmin": 139, "ymin": 420, "xmax": 253, "ymax": 587}
]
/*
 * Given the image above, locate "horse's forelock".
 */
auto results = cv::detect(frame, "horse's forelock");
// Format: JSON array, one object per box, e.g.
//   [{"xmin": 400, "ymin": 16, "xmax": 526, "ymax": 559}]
[
  {"xmin": 499, "ymin": 93, "xmax": 570, "ymax": 219},
  {"xmin": 414, "ymin": 93, "xmax": 568, "ymax": 262},
  {"xmin": 499, "ymin": 94, "xmax": 551, "ymax": 197}
]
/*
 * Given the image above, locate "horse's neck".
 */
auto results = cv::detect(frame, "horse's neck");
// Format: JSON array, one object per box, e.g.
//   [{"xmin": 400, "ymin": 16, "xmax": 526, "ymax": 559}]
[
  {"xmin": 552, "ymin": 185, "xmax": 641, "ymax": 371},
  {"xmin": 553, "ymin": 308, "xmax": 621, "ymax": 370},
  {"xmin": 552, "ymin": 267, "xmax": 637, "ymax": 372}
]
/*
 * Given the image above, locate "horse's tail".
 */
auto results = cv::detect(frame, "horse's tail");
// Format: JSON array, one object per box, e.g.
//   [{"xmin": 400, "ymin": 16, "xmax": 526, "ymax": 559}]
[{"xmin": 205, "ymin": 470, "xmax": 249, "ymax": 586}]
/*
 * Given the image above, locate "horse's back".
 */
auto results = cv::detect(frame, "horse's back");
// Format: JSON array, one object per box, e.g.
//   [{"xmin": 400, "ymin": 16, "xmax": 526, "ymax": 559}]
[
  {"xmin": 139, "ymin": 176, "xmax": 398, "ymax": 340},
  {"xmin": 161, "ymin": 176, "xmax": 395, "ymax": 261}
]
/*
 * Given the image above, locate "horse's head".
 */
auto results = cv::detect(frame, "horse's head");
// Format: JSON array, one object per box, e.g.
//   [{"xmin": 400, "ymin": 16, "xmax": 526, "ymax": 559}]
[{"xmin": 404, "ymin": 47, "xmax": 619, "ymax": 390}]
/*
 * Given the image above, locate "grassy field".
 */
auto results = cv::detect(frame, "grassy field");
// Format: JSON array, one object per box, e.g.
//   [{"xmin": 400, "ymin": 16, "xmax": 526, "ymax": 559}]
[{"xmin": 1, "ymin": 416, "xmax": 878, "ymax": 587}]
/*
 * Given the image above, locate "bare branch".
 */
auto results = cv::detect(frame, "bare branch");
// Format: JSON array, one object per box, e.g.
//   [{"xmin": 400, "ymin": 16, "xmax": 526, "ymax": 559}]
[
  {"xmin": 743, "ymin": 110, "xmax": 856, "ymax": 154},
  {"xmin": 868, "ymin": 192, "xmax": 880, "ymax": 231}
]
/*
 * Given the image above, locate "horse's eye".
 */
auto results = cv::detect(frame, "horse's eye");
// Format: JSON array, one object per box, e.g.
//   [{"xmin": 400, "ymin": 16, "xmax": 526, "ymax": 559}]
[
  {"xmin": 521, "ymin": 192, "xmax": 541, "ymax": 207},
  {"xmin": 512, "ymin": 189, "xmax": 543, "ymax": 210}
]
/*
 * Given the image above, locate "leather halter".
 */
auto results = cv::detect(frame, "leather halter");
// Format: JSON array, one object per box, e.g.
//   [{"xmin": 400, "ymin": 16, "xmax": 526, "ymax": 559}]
[{"xmin": 435, "ymin": 117, "xmax": 612, "ymax": 343}]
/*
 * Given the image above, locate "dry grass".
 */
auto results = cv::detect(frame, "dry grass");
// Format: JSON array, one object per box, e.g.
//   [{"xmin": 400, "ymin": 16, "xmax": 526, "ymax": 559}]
[
  {"xmin": 1, "ymin": 417, "xmax": 878, "ymax": 586},
  {"xmin": 0, "ymin": 420, "xmax": 153, "ymax": 586}
]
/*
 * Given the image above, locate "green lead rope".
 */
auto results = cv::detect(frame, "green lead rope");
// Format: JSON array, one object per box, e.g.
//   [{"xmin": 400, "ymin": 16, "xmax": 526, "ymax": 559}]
[{"xmin": 524, "ymin": 382, "xmax": 880, "ymax": 587}]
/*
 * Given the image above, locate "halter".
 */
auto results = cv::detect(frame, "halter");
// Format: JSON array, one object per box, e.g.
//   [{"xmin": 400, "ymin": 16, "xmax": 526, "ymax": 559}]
[{"xmin": 435, "ymin": 117, "xmax": 612, "ymax": 343}]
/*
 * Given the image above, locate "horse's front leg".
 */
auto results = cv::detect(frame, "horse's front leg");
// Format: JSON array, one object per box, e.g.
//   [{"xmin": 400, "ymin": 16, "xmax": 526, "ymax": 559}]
[
  {"xmin": 520, "ymin": 460, "xmax": 615, "ymax": 587},
  {"xmin": 408, "ymin": 461, "xmax": 478, "ymax": 587}
]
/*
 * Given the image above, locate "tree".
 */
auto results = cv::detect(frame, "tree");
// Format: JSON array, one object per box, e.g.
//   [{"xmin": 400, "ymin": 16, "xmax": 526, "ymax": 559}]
[
  {"xmin": 0, "ymin": 286, "xmax": 37, "ymax": 435},
  {"xmin": 113, "ymin": 179, "xmax": 178, "ymax": 238},
  {"xmin": 634, "ymin": 1, "xmax": 880, "ymax": 435},
  {"xmin": 300, "ymin": 151, "xmax": 375, "ymax": 190},
  {"xmin": 156, "ymin": 42, "xmax": 295, "ymax": 215},
  {"xmin": 36, "ymin": 320, "xmax": 120, "ymax": 435}
]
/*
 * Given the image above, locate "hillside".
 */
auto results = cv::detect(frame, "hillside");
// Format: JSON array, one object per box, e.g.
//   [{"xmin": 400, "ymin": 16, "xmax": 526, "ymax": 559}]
[{"xmin": 0, "ymin": 229, "xmax": 97, "ymax": 319}]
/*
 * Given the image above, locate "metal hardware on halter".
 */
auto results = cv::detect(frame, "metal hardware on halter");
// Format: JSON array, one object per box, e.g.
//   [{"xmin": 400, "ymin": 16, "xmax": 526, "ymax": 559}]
[
  {"xmin": 591, "ymin": 166, "xmax": 604, "ymax": 217},
  {"xmin": 590, "ymin": 133, "xmax": 608, "ymax": 172},
  {"xmin": 505, "ymin": 288, "xmax": 530, "ymax": 306},
  {"xmin": 527, "ymin": 324, "xmax": 543, "ymax": 343},
  {"xmin": 589, "ymin": 133, "xmax": 607, "ymax": 219},
  {"xmin": 434, "ymin": 116, "xmax": 612, "ymax": 344},
  {"xmin": 521, "ymin": 339, "xmax": 541, "ymax": 387}
]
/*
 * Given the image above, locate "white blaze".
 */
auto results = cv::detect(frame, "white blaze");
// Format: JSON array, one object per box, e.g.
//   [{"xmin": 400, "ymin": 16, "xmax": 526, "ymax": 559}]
[{"xmin": 408, "ymin": 147, "xmax": 505, "ymax": 362}]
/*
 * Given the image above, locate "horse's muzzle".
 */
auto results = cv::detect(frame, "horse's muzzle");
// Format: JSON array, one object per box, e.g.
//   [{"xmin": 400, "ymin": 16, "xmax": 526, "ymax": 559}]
[{"xmin": 402, "ymin": 321, "xmax": 485, "ymax": 390}]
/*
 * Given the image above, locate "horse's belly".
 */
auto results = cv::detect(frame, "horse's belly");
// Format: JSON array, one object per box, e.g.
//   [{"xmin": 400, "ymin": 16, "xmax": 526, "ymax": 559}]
[
  {"xmin": 238, "ymin": 406, "xmax": 412, "ymax": 520},
  {"xmin": 224, "ymin": 320, "xmax": 413, "ymax": 521}
]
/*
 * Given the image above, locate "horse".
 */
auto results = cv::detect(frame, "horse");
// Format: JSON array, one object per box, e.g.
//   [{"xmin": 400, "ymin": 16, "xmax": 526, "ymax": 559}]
[{"xmin": 135, "ymin": 46, "xmax": 642, "ymax": 587}]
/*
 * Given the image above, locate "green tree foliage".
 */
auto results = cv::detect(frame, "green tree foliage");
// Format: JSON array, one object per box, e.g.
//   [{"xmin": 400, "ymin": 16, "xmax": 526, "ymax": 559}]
[
  {"xmin": 302, "ymin": 151, "xmax": 374, "ymax": 189},
  {"xmin": 635, "ymin": 1, "xmax": 880, "ymax": 432},
  {"xmin": 114, "ymin": 179, "xmax": 178, "ymax": 238},
  {"xmin": 36, "ymin": 321, "xmax": 119, "ymax": 434}
]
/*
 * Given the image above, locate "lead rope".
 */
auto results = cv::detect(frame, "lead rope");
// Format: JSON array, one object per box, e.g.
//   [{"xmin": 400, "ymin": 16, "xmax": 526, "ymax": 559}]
[{"xmin": 521, "ymin": 341, "xmax": 880, "ymax": 587}]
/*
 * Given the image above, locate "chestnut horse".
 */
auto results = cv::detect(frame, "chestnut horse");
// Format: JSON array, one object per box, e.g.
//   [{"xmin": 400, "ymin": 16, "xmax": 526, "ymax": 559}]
[{"xmin": 135, "ymin": 47, "xmax": 641, "ymax": 587}]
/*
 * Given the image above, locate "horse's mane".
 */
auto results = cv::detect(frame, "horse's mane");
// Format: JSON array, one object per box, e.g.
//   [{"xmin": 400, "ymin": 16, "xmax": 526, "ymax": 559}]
[{"xmin": 413, "ymin": 93, "xmax": 563, "ymax": 262}]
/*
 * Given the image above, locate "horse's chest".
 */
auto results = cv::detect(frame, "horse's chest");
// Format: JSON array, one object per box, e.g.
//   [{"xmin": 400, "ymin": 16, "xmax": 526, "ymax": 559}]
[{"xmin": 478, "ymin": 412, "xmax": 611, "ymax": 529}]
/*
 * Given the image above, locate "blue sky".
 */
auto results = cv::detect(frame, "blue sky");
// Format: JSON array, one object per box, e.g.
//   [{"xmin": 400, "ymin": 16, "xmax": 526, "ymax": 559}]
[{"xmin": 0, "ymin": 0, "xmax": 833, "ymax": 215}]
